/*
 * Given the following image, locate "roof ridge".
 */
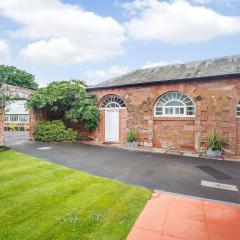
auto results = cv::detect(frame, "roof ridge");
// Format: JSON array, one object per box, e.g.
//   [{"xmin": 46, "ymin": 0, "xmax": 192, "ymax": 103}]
[{"xmin": 141, "ymin": 54, "xmax": 240, "ymax": 71}]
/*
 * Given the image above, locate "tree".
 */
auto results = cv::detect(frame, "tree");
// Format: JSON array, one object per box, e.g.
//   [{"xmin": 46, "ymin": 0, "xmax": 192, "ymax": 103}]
[
  {"xmin": 27, "ymin": 80, "xmax": 99, "ymax": 131},
  {"xmin": 0, "ymin": 65, "xmax": 38, "ymax": 89},
  {"xmin": 0, "ymin": 79, "xmax": 12, "ymax": 109}
]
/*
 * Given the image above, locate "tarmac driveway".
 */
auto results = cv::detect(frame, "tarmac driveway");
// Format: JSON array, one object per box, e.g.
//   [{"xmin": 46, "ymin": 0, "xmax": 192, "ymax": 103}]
[{"xmin": 4, "ymin": 132, "xmax": 240, "ymax": 204}]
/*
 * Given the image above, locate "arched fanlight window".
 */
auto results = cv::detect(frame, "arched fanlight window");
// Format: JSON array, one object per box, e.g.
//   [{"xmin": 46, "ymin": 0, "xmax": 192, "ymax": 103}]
[
  {"xmin": 100, "ymin": 95, "xmax": 126, "ymax": 108},
  {"xmin": 237, "ymin": 101, "xmax": 240, "ymax": 116},
  {"xmin": 155, "ymin": 92, "xmax": 195, "ymax": 116}
]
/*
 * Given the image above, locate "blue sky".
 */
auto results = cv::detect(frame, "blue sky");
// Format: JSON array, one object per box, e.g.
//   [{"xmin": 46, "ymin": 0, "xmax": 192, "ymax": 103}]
[{"xmin": 0, "ymin": 0, "xmax": 240, "ymax": 86}]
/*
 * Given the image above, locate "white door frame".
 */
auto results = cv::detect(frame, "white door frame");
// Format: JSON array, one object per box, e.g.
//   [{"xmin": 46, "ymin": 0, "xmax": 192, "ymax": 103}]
[{"xmin": 105, "ymin": 108, "xmax": 119, "ymax": 142}]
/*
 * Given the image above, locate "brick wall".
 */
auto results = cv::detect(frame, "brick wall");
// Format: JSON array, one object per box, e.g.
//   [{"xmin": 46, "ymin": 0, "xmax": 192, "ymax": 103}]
[
  {"xmin": 89, "ymin": 77, "xmax": 240, "ymax": 155},
  {"xmin": 29, "ymin": 109, "xmax": 46, "ymax": 140},
  {"xmin": 0, "ymin": 84, "xmax": 36, "ymax": 144}
]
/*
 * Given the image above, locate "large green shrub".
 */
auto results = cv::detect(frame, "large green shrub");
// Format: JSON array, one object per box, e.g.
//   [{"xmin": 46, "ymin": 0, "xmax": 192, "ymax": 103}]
[
  {"xmin": 34, "ymin": 120, "xmax": 78, "ymax": 142},
  {"xmin": 27, "ymin": 80, "xmax": 99, "ymax": 131}
]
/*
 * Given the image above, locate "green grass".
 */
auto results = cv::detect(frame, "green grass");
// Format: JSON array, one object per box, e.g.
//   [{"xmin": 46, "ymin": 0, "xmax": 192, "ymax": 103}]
[{"xmin": 0, "ymin": 150, "xmax": 151, "ymax": 240}]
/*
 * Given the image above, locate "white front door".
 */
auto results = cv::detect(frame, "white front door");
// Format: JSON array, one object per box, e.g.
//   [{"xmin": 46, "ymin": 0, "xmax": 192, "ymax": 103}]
[{"xmin": 105, "ymin": 108, "xmax": 119, "ymax": 142}]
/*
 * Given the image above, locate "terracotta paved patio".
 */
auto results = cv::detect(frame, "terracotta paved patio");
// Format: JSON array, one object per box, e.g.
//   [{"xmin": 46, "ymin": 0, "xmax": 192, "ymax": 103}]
[{"xmin": 127, "ymin": 192, "xmax": 240, "ymax": 240}]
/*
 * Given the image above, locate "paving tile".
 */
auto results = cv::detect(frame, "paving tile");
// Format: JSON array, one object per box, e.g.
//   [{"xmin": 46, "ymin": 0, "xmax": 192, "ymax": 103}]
[
  {"xmin": 206, "ymin": 223, "xmax": 240, "ymax": 240},
  {"xmin": 127, "ymin": 227, "xmax": 162, "ymax": 240},
  {"xmin": 160, "ymin": 194, "xmax": 202, "ymax": 206},
  {"xmin": 161, "ymin": 235, "xmax": 183, "ymax": 240},
  {"xmin": 223, "ymin": 156, "xmax": 240, "ymax": 162},
  {"xmin": 182, "ymin": 152, "xmax": 200, "ymax": 157},
  {"xmin": 134, "ymin": 199, "xmax": 170, "ymax": 232},
  {"xmin": 168, "ymin": 202, "xmax": 205, "ymax": 221},
  {"xmin": 204, "ymin": 205, "xmax": 240, "ymax": 229},
  {"xmin": 203, "ymin": 200, "xmax": 239, "ymax": 210},
  {"xmin": 163, "ymin": 215, "xmax": 208, "ymax": 240},
  {"xmin": 127, "ymin": 192, "xmax": 240, "ymax": 240},
  {"xmin": 152, "ymin": 148, "xmax": 167, "ymax": 153},
  {"xmin": 166, "ymin": 151, "xmax": 182, "ymax": 155}
]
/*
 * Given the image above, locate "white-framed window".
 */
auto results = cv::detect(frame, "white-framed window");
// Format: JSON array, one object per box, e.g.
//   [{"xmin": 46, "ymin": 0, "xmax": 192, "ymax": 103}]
[
  {"xmin": 155, "ymin": 92, "xmax": 195, "ymax": 117},
  {"xmin": 100, "ymin": 95, "xmax": 126, "ymax": 108},
  {"xmin": 237, "ymin": 101, "xmax": 240, "ymax": 117},
  {"xmin": 5, "ymin": 114, "xmax": 29, "ymax": 123}
]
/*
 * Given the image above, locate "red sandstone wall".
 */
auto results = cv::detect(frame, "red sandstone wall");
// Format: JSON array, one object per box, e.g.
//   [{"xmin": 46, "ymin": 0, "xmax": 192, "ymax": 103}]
[
  {"xmin": 29, "ymin": 110, "xmax": 46, "ymax": 140},
  {"xmin": 90, "ymin": 77, "xmax": 240, "ymax": 155},
  {"xmin": 236, "ymin": 118, "xmax": 240, "ymax": 155},
  {"xmin": 153, "ymin": 118, "xmax": 195, "ymax": 150}
]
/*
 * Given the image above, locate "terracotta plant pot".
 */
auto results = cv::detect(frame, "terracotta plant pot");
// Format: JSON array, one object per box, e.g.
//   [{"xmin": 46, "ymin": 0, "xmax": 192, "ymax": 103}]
[{"xmin": 206, "ymin": 148, "xmax": 222, "ymax": 158}]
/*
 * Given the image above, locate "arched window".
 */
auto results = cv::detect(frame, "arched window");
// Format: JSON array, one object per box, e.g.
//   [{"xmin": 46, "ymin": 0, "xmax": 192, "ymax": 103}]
[
  {"xmin": 155, "ymin": 92, "xmax": 195, "ymax": 116},
  {"xmin": 237, "ymin": 101, "xmax": 240, "ymax": 117},
  {"xmin": 100, "ymin": 95, "xmax": 126, "ymax": 108}
]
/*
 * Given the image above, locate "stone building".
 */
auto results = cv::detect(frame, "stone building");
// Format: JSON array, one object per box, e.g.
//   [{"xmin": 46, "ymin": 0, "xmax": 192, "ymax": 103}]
[{"xmin": 88, "ymin": 55, "xmax": 240, "ymax": 155}]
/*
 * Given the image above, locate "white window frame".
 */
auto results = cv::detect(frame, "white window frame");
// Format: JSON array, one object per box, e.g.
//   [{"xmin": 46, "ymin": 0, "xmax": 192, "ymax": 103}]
[
  {"xmin": 5, "ymin": 114, "xmax": 29, "ymax": 123},
  {"xmin": 154, "ymin": 92, "xmax": 195, "ymax": 117},
  {"xmin": 100, "ymin": 95, "xmax": 126, "ymax": 109},
  {"xmin": 237, "ymin": 101, "xmax": 240, "ymax": 117}
]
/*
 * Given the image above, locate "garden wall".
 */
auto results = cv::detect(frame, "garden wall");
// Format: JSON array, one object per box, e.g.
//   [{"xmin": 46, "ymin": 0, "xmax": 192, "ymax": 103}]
[{"xmin": 0, "ymin": 84, "xmax": 35, "ymax": 145}]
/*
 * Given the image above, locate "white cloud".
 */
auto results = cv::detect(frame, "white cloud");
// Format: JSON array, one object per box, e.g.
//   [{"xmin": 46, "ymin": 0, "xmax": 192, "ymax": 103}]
[
  {"xmin": 20, "ymin": 37, "xmax": 121, "ymax": 65},
  {"xmin": 121, "ymin": 0, "xmax": 151, "ymax": 14},
  {"xmin": 0, "ymin": 0, "xmax": 125, "ymax": 64},
  {"xmin": 123, "ymin": 0, "xmax": 240, "ymax": 44},
  {"xmin": 194, "ymin": 0, "xmax": 215, "ymax": 3},
  {"xmin": 0, "ymin": 39, "xmax": 10, "ymax": 63},
  {"xmin": 194, "ymin": 0, "xmax": 240, "ymax": 5},
  {"xmin": 142, "ymin": 60, "xmax": 182, "ymax": 68},
  {"xmin": 85, "ymin": 65, "xmax": 130, "ymax": 84}
]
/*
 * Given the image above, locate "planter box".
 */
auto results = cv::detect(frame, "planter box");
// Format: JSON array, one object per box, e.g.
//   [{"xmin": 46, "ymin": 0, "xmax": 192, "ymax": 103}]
[
  {"xmin": 206, "ymin": 148, "xmax": 222, "ymax": 158},
  {"xmin": 126, "ymin": 141, "xmax": 138, "ymax": 148}
]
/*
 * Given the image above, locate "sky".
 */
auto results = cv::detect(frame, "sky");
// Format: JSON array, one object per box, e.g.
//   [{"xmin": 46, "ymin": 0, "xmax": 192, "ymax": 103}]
[{"xmin": 0, "ymin": 0, "xmax": 240, "ymax": 87}]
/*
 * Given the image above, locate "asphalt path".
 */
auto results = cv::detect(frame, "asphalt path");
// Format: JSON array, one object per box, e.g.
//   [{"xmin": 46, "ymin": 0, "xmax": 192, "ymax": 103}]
[{"xmin": 4, "ymin": 131, "xmax": 240, "ymax": 204}]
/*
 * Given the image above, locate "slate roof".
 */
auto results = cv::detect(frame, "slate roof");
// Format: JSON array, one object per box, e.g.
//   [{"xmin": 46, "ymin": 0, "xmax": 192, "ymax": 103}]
[{"xmin": 88, "ymin": 55, "xmax": 240, "ymax": 90}]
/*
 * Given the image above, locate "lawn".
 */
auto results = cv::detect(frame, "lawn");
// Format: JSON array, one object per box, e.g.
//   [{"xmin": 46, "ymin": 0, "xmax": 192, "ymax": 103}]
[{"xmin": 0, "ymin": 150, "xmax": 151, "ymax": 240}]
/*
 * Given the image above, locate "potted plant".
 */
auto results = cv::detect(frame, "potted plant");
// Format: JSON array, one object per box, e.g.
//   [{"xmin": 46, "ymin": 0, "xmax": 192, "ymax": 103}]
[
  {"xmin": 127, "ymin": 128, "xmax": 138, "ymax": 148},
  {"xmin": 206, "ymin": 129, "xmax": 227, "ymax": 158}
]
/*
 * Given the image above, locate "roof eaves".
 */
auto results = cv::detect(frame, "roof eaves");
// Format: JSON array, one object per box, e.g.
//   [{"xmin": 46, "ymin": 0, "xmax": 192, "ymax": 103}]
[{"xmin": 87, "ymin": 73, "xmax": 240, "ymax": 91}]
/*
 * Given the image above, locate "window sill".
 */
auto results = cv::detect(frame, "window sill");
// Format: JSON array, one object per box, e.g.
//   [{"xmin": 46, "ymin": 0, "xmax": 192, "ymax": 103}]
[{"xmin": 154, "ymin": 116, "xmax": 195, "ymax": 121}]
